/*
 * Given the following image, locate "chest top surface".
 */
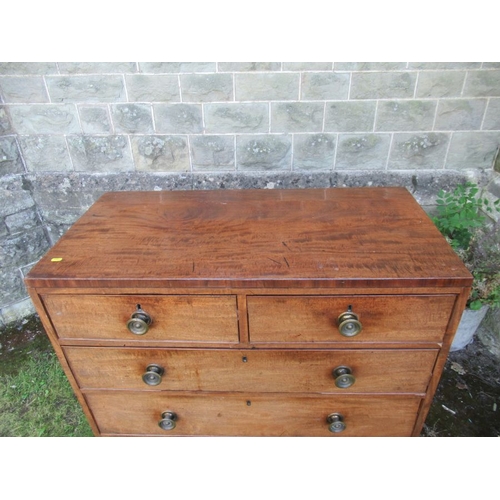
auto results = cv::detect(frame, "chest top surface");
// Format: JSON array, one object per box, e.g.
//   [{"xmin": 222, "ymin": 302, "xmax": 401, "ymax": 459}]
[{"xmin": 26, "ymin": 187, "xmax": 472, "ymax": 289}]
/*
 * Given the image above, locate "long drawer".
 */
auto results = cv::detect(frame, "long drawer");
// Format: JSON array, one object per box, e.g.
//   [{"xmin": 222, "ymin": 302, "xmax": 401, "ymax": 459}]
[
  {"xmin": 42, "ymin": 294, "xmax": 239, "ymax": 342},
  {"xmin": 247, "ymin": 295, "xmax": 456, "ymax": 343},
  {"xmin": 64, "ymin": 347, "xmax": 438, "ymax": 394},
  {"xmin": 84, "ymin": 391, "xmax": 421, "ymax": 436}
]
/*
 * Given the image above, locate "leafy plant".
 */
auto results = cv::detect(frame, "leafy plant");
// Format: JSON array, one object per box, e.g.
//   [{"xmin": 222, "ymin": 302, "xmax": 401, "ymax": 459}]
[{"xmin": 432, "ymin": 182, "xmax": 500, "ymax": 310}]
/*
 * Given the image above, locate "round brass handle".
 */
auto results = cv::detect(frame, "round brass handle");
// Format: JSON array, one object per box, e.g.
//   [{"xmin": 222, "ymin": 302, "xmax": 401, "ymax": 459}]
[
  {"xmin": 158, "ymin": 411, "xmax": 177, "ymax": 431},
  {"xmin": 333, "ymin": 366, "xmax": 356, "ymax": 389},
  {"xmin": 337, "ymin": 310, "xmax": 362, "ymax": 337},
  {"xmin": 127, "ymin": 309, "xmax": 152, "ymax": 335},
  {"xmin": 327, "ymin": 413, "xmax": 346, "ymax": 433},
  {"xmin": 142, "ymin": 364, "xmax": 165, "ymax": 386}
]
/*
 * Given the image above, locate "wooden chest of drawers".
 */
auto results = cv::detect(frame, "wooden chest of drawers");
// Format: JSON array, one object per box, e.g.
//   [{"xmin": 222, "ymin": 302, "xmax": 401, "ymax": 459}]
[{"xmin": 25, "ymin": 187, "xmax": 472, "ymax": 436}]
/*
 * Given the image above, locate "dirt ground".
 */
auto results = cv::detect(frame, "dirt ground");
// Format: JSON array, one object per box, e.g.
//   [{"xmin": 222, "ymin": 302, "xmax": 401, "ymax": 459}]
[{"xmin": 1, "ymin": 314, "xmax": 499, "ymax": 436}]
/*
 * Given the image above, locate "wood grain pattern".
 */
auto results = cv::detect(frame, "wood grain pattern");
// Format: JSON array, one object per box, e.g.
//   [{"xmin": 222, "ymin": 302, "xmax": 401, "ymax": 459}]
[
  {"xmin": 25, "ymin": 188, "xmax": 472, "ymax": 289},
  {"xmin": 248, "ymin": 294, "xmax": 456, "ymax": 343},
  {"xmin": 84, "ymin": 391, "xmax": 421, "ymax": 437},
  {"xmin": 64, "ymin": 347, "xmax": 438, "ymax": 394}
]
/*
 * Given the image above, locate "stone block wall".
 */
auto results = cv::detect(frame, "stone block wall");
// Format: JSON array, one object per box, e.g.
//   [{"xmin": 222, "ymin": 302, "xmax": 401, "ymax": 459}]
[{"xmin": 1, "ymin": 61, "xmax": 500, "ymax": 324}]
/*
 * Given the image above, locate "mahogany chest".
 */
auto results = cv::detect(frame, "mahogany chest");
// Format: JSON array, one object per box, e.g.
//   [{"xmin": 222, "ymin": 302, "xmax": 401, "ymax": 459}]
[{"xmin": 25, "ymin": 187, "xmax": 472, "ymax": 436}]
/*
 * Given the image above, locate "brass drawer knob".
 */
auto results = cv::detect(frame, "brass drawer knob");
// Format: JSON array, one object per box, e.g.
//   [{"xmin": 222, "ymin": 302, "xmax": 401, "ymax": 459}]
[
  {"xmin": 337, "ymin": 307, "xmax": 362, "ymax": 337},
  {"xmin": 333, "ymin": 366, "xmax": 356, "ymax": 388},
  {"xmin": 142, "ymin": 364, "xmax": 165, "ymax": 386},
  {"xmin": 158, "ymin": 411, "xmax": 177, "ymax": 431},
  {"xmin": 327, "ymin": 413, "xmax": 346, "ymax": 433},
  {"xmin": 126, "ymin": 307, "xmax": 152, "ymax": 335}
]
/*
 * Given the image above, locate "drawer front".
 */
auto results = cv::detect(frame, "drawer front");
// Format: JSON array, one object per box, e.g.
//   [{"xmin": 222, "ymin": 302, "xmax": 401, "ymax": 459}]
[
  {"xmin": 247, "ymin": 295, "xmax": 456, "ymax": 343},
  {"xmin": 85, "ymin": 392, "xmax": 421, "ymax": 436},
  {"xmin": 43, "ymin": 294, "xmax": 238, "ymax": 342},
  {"xmin": 65, "ymin": 347, "xmax": 437, "ymax": 394}
]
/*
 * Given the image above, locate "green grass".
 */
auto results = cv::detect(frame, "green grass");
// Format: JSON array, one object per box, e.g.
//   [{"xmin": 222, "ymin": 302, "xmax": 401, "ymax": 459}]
[{"xmin": 0, "ymin": 347, "xmax": 93, "ymax": 437}]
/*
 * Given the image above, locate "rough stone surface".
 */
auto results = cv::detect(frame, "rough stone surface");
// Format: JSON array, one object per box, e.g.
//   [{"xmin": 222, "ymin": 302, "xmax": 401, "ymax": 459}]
[
  {"xmin": 350, "ymin": 72, "xmax": 417, "ymax": 99},
  {"xmin": 375, "ymin": 100, "xmax": 437, "ymax": 131},
  {"xmin": 408, "ymin": 62, "xmax": 481, "ymax": 70},
  {"xmin": 0, "ymin": 136, "xmax": 24, "ymax": 174},
  {"xmin": 0, "ymin": 268, "xmax": 25, "ymax": 305},
  {"xmin": 154, "ymin": 104, "xmax": 203, "ymax": 134},
  {"xmin": 18, "ymin": 135, "xmax": 72, "ymax": 172},
  {"xmin": 131, "ymin": 136, "xmax": 190, "ymax": 172},
  {"xmin": 416, "ymin": 71, "xmax": 466, "ymax": 98},
  {"xmin": 110, "ymin": 104, "xmax": 154, "ymax": 134},
  {"xmin": 300, "ymin": 72, "xmax": 349, "ymax": 100},
  {"xmin": 67, "ymin": 135, "xmax": 134, "ymax": 172},
  {"xmin": 190, "ymin": 136, "xmax": 235, "ymax": 170},
  {"xmin": 283, "ymin": 62, "xmax": 332, "ymax": 71},
  {"xmin": 293, "ymin": 134, "xmax": 336, "ymax": 170},
  {"xmin": 0, "ymin": 227, "xmax": 50, "ymax": 268},
  {"xmin": 446, "ymin": 132, "xmax": 500, "ymax": 169},
  {"xmin": 271, "ymin": 102, "xmax": 323, "ymax": 133},
  {"xmin": 204, "ymin": 103, "xmax": 268, "ymax": 133},
  {"xmin": 180, "ymin": 74, "xmax": 233, "ymax": 102},
  {"xmin": 435, "ymin": 99, "xmax": 487, "ymax": 130},
  {"xmin": 125, "ymin": 75, "xmax": 180, "ymax": 102},
  {"xmin": 483, "ymin": 99, "xmax": 500, "ymax": 130},
  {"xmin": 58, "ymin": 62, "xmax": 137, "ymax": 74},
  {"xmin": 0, "ymin": 180, "xmax": 34, "ymax": 217},
  {"xmin": 0, "ymin": 76, "xmax": 49, "ymax": 103},
  {"xmin": 335, "ymin": 62, "xmax": 407, "ymax": 71},
  {"xmin": 78, "ymin": 106, "xmax": 112, "ymax": 134},
  {"xmin": 236, "ymin": 73, "xmax": 299, "ymax": 101},
  {"xmin": 324, "ymin": 101, "xmax": 376, "ymax": 132},
  {"xmin": 218, "ymin": 63, "xmax": 281, "ymax": 72},
  {"xmin": 9, "ymin": 104, "xmax": 80, "ymax": 134},
  {"xmin": 388, "ymin": 133, "xmax": 450, "ymax": 169},
  {"xmin": 5, "ymin": 207, "xmax": 39, "ymax": 234},
  {"xmin": 139, "ymin": 62, "xmax": 216, "ymax": 73},
  {"xmin": 0, "ymin": 106, "xmax": 13, "ymax": 135},
  {"xmin": 236, "ymin": 135, "xmax": 292, "ymax": 170},
  {"xmin": 0, "ymin": 63, "xmax": 58, "ymax": 74},
  {"xmin": 335, "ymin": 134, "xmax": 391, "ymax": 169},
  {"xmin": 463, "ymin": 70, "xmax": 500, "ymax": 97},
  {"xmin": 46, "ymin": 75, "xmax": 126, "ymax": 102}
]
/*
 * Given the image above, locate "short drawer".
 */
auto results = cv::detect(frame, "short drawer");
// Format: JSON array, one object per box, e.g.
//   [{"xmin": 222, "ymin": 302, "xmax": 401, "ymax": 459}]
[
  {"xmin": 247, "ymin": 295, "xmax": 456, "ymax": 343},
  {"xmin": 64, "ymin": 347, "xmax": 437, "ymax": 394},
  {"xmin": 42, "ymin": 294, "xmax": 238, "ymax": 342},
  {"xmin": 84, "ymin": 391, "xmax": 421, "ymax": 436}
]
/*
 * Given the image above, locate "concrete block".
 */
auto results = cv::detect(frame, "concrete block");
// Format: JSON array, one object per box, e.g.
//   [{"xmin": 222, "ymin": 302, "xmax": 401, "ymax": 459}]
[
  {"xmin": 9, "ymin": 104, "xmax": 80, "ymax": 134},
  {"xmin": 435, "ymin": 99, "xmax": 487, "ymax": 130},
  {"xmin": 350, "ymin": 72, "xmax": 417, "ymax": 99},
  {"xmin": 388, "ymin": 133, "xmax": 449, "ymax": 169},
  {"xmin": 271, "ymin": 102, "xmax": 323, "ymax": 133},
  {"xmin": 58, "ymin": 62, "xmax": 137, "ymax": 73},
  {"xmin": 180, "ymin": 74, "xmax": 233, "ymax": 102},
  {"xmin": 293, "ymin": 133, "xmax": 336, "ymax": 170},
  {"xmin": 0, "ymin": 76, "xmax": 49, "ymax": 103},
  {"xmin": 0, "ymin": 106, "xmax": 13, "ymax": 135},
  {"xmin": 300, "ymin": 72, "xmax": 349, "ymax": 100},
  {"xmin": 18, "ymin": 135, "xmax": 72, "ymax": 172},
  {"xmin": 111, "ymin": 104, "xmax": 154, "ymax": 134},
  {"xmin": 416, "ymin": 71, "xmax": 466, "ymax": 98},
  {"xmin": 46, "ymin": 75, "xmax": 126, "ymax": 102},
  {"xmin": 5, "ymin": 207, "xmax": 39, "ymax": 234},
  {"xmin": 483, "ymin": 99, "xmax": 500, "ymax": 130},
  {"xmin": 335, "ymin": 133, "xmax": 391, "ymax": 169},
  {"xmin": 67, "ymin": 135, "xmax": 134, "ymax": 172},
  {"xmin": 218, "ymin": 63, "xmax": 281, "ymax": 72},
  {"xmin": 0, "ymin": 62, "xmax": 58, "ymax": 75},
  {"xmin": 0, "ymin": 268, "xmax": 25, "ymax": 305},
  {"xmin": 0, "ymin": 227, "xmax": 50, "ymax": 268},
  {"xmin": 375, "ymin": 100, "xmax": 436, "ymax": 131},
  {"xmin": 78, "ymin": 105, "xmax": 112, "ymax": 133},
  {"xmin": 154, "ymin": 104, "xmax": 203, "ymax": 134},
  {"xmin": 463, "ymin": 70, "xmax": 500, "ymax": 97},
  {"xmin": 0, "ymin": 136, "xmax": 24, "ymax": 175},
  {"xmin": 236, "ymin": 135, "xmax": 292, "ymax": 170},
  {"xmin": 204, "ymin": 103, "xmax": 268, "ymax": 133},
  {"xmin": 324, "ymin": 101, "xmax": 376, "ymax": 132},
  {"xmin": 140, "ymin": 63, "xmax": 216, "ymax": 73},
  {"xmin": 235, "ymin": 73, "xmax": 299, "ymax": 101},
  {"xmin": 446, "ymin": 132, "xmax": 500, "ymax": 169},
  {"xmin": 283, "ymin": 62, "xmax": 332, "ymax": 71},
  {"xmin": 190, "ymin": 135, "xmax": 235, "ymax": 170},
  {"xmin": 131, "ymin": 135, "xmax": 190, "ymax": 171},
  {"xmin": 335, "ymin": 62, "xmax": 407, "ymax": 70},
  {"xmin": 125, "ymin": 75, "xmax": 180, "ymax": 102},
  {"xmin": 0, "ymin": 180, "xmax": 34, "ymax": 217},
  {"xmin": 409, "ymin": 62, "xmax": 481, "ymax": 69}
]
